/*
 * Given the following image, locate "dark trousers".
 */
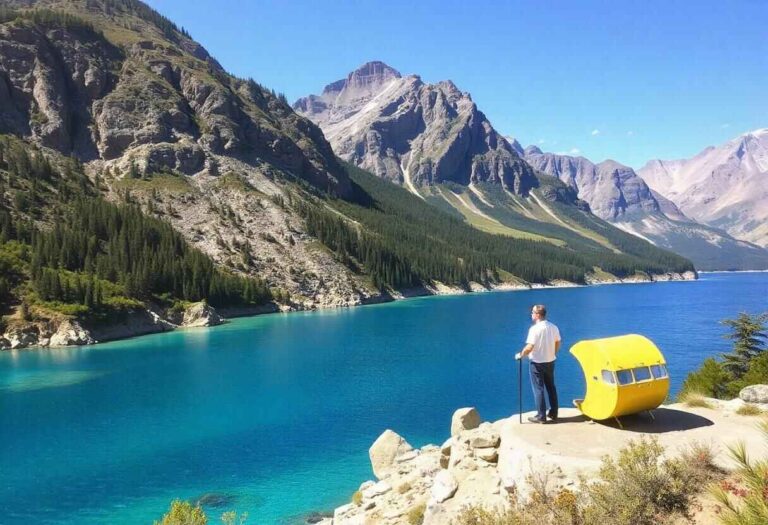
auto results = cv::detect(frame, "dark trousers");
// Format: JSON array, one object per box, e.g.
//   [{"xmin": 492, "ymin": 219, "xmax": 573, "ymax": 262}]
[{"xmin": 530, "ymin": 360, "xmax": 558, "ymax": 419}]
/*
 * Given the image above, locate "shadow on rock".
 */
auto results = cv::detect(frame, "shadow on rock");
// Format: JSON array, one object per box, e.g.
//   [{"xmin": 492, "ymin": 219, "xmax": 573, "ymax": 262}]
[{"xmin": 594, "ymin": 407, "xmax": 714, "ymax": 433}]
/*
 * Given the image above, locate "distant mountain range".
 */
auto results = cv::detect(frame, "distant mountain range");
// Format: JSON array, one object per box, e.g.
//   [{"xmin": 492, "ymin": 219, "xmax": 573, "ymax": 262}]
[
  {"xmin": 516, "ymin": 143, "xmax": 768, "ymax": 271},
  {"xmin": 638, "ymin": 129, "xmax": 768, "ymax": 248},
  {"xmin": 296, "ymin": 62, "xmax": 768, "ymax": 271}
]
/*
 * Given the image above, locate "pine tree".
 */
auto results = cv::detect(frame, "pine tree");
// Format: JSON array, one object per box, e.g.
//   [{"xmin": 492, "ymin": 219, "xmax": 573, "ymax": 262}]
[{"xmin": 721, "ymin": 312, "xmax": 768, "ymax": 377}]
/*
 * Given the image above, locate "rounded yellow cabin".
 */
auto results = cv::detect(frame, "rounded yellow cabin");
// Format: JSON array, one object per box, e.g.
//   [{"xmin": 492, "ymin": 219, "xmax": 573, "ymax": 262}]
[{"xmin": 570, "ymin": 334, "xmax": 669, "ymax": 421}]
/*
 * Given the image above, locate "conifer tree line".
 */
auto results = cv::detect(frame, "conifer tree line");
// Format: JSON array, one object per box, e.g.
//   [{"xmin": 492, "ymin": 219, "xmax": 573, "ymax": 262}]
[
  {"xmin": 0, "ymin": 199, "xmax": 271, "ymax": 310},
  {"xmin": 0, "ymin": 137, "xmax": 272, "ymax": 316},
  {"xmin": 295, "ymin": 164, "xmax": 694, "ymax": 291}
]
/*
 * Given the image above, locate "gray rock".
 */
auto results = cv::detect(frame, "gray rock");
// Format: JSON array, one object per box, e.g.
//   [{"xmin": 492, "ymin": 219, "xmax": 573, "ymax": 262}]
[
  {"xmin": 295, "ymin": 62, "xmax": 537, "ymax": 192},
  {"xmin": 740, "ymin": 385, "xmax": 768, "ymax": 404}
]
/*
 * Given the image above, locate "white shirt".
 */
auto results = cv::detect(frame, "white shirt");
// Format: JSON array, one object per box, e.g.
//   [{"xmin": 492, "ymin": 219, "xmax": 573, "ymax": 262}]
[{"xmin": 525, "ymin": 320, "xmax": 561, "ymax": 363}]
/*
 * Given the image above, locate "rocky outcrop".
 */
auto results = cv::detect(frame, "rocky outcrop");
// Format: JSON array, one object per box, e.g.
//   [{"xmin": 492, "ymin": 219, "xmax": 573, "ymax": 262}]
[
  {"xmin": 369, "ymin": 429, "xmax": 415, "ymax": 480},
  {"xmin": 294, "ymin": 62, "xmax": 538, "ymax": 193},
  {"xmin": 320, "ymin": 400, "xmax": 768, "ymax": 525},
  {"xmin": 450, "ymin": 407, "xmax": 481, "ymax": 436}
]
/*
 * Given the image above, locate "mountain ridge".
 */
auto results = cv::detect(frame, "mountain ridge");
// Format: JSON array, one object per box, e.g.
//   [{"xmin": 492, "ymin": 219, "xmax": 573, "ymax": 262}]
[{"xmin": 638, "ymin": 128, "xmax": 768, "ymax": 248}]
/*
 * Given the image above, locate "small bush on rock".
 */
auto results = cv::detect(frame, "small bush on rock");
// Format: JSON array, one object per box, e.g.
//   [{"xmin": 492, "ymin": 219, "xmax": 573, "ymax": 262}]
[
  {"xmin": 351, "ymin": 490, "xmax": 362, "ymax": 506},
  {"xmin": 582, "ymin": 437, "xmax": 699, "ymax": 525},
  {"xmin": 407, "ymin": 502, "xmax": 426, "ymax": 525}
]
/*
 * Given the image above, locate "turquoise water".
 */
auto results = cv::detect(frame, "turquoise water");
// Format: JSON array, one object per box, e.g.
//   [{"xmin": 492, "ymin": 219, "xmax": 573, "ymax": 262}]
[{"xmin": 1, "ymin": 272, "xmax": 766, "ymax": 524}]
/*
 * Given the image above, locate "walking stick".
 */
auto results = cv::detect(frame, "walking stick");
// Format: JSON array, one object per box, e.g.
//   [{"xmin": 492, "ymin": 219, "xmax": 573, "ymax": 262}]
[{"xmin": 518, "ymin": 356, "xmax": 523, "ymax": 424}]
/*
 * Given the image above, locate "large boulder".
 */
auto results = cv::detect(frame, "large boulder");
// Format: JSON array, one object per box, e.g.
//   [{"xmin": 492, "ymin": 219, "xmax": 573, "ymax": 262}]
[
  {"xmin": 739, "ymin": 385, "xmax": 768, "ymax": 404},
  {"xmin": 451, "ymin": 407, "xmax": 481, "ymax": 437},
  {"xmin": 369, "ymin": 429, "xmax": 413, "ymax": 479},
  {"xmin": 430, "ymin": 470, "xmax": 458, "ymax": 503}
]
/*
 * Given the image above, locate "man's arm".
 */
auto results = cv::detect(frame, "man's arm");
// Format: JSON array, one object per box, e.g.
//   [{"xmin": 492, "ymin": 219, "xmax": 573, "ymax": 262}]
[
  {"xmin": 555, "ymin": 339, "xmax": 561, "ymax": 354},
  {"xmin": 515, "ymin": 343, "xmax": 534, "ymax": 360}
]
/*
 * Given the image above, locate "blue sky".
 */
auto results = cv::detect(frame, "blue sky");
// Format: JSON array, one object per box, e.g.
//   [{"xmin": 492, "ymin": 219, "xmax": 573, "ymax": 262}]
[{"xmin": 147, "ymin": 0, "xmax": 767, "ymax": 168}]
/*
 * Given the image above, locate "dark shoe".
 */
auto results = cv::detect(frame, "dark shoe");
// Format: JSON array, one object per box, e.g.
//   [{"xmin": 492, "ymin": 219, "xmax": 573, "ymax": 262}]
[
  {"xmin": 527, "ymin": 416, "xmax": 547, "ymax": 424},
  {"xmin": 548, "ymin": 412, "xmax": 558, "ymax": 422}
]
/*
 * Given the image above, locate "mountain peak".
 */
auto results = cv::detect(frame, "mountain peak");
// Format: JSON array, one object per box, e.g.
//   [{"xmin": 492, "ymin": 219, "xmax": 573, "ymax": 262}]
[
  {"xmin": 524, "ymin": 145, "xmax": 543, "ymax": 155},
  {"xmin": 317, "ymin": 61, "xmax": 401, "ymax": 98}
]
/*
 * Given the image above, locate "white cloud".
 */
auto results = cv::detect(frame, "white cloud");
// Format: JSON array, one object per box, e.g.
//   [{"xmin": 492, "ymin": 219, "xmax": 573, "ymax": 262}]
[
  {"xmin": 569, "ymin": 148, "xmax": 581, "ymax": 155},
  {"xmin": 537, "ymin": 139, "xmax": 546, "ymax": 144},
  {"xmin": 721, "ymin": 123, "xmax": 731, "ymax": 129},
  {"xmin": 591, "ymin": 129, "xmax": 600, "ymax": 136},
  {"xmin": 627, "ymin": 131, "xmax": 634, "ymax": 136}
]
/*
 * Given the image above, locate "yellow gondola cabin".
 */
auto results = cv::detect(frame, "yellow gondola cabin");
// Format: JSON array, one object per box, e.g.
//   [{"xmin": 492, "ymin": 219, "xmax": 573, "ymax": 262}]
[{"xmin": 570, "ymin": 334, "xmax": 669, "ymax": 425}]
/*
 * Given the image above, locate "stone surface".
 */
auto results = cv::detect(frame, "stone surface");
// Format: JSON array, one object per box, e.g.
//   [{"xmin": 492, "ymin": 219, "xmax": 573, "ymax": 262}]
[
  {"xmin": 369, "ymin": 430, "xmax": 414, "ymax": 479},
  {"xmin": 49, "ymin": 320, "xmax": 95, "ymax": 347},
  {"xmin": 182, "ymin": 302, "xmax": 224, "ymax": 327},
  {"xmin": 429, "ymin": 470, "xmax": 458, "ymax": 504},
  {"xmin": 740, "ymin": 384, "xmax": 768, "ymax": 404},
  {"xmin": 451, "ymin": 407, "xmax": 481, "ymax": 437}
]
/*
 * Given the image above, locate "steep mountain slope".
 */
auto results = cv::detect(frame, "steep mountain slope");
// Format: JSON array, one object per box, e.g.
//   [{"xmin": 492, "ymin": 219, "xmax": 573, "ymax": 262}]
[
  {"xmin": 519, "ymin": 144, "xmax": 768, "ymax": 271},
  {"xmin": 294, "ymin": 62, "xmax": 703, "ymax": 268},
  {"xmin": 638, "ymin": 129, "xmax": 768, "ymax": 248},
  {"xmin": 294, "ymin": 61, "xmax": 537, "ymax": 194},
  {"xmin": 0, "ymin": 4, "xmax": 697, "ymax": 349}
]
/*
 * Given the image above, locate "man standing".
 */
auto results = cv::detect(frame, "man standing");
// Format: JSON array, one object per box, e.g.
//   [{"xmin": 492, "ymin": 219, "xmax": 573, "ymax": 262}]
[{"xmin": 515, "ymin": 304, "xmax": 561, "ymax": 423}]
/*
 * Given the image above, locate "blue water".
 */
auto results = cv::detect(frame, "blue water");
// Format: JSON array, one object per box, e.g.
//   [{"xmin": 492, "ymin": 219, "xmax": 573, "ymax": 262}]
[{"xmin": 1, "ymin": 273, "xmax": 766, "ymax": 524}]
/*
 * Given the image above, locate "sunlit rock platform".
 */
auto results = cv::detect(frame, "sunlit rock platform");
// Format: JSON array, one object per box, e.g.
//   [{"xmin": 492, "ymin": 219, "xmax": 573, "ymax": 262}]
[{"xmin": 321, "ymin": 400, "xmax": 768, "ymax": 525}]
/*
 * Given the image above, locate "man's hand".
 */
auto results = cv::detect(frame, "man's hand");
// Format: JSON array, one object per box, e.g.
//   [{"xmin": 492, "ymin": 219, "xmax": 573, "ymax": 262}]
[{"xmin": 515, "ymin": 352, "xmax": 522, "ymax": 360}]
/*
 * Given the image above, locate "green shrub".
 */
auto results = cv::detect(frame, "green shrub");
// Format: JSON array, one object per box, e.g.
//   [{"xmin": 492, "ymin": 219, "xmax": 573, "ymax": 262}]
[
  {"xmin": 582, "ymin": 437, "xmax": 700, "ymax": 525},
  {"xmin": 407, "ymin": 502, "xmax": 425, "ymax": 525},
  {"xmin": 678, "ymin": 358, "xmax": 732, "ymax": 400},
  {"xmin": 351, "ymin": 490, "xmax": 362, "ymax": 506},
  {"xmin": 154, "ymin": 500, "xmax": 207, "ymax": 525}
]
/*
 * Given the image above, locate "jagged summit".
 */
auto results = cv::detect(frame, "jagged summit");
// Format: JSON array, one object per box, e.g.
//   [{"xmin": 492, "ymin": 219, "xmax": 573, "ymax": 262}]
[
  {"xmin": 295, "ymin": 63, "xmax": 536, "ymax": 193},
  {"xmin": 337, "ymin": 60, "xmax": 401, "ymax": 90}
]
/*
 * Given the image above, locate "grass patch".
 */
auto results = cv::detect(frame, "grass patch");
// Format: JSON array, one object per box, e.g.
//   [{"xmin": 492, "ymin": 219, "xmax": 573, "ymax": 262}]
[
  {"xmin": 406, "ymin": 502, "xmax": 425, "ymax": 525},
  {"xmin": 397, "ymin": 482, "xmax": 412, "ymax": 494},
  {"xmin": 736, "ymin": 403, "xmax": 764, "ymax": 416},
  {"xmin": 678, "ymin": 391, "xmax": 714, "ymax": 409},
  {"xmin": 351, "ymin": 490, "xmax": 362, "ymax": 506}
]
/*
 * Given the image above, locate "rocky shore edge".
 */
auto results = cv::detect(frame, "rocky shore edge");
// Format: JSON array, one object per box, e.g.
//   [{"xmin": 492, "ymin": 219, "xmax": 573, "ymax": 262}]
[
  {"xmin": 315, "ymin": 389, "xmax": 768, "ymax": 525},
  {"xmin": 0, "ymin": 271, "xmax": 696, "ymax": 351}
]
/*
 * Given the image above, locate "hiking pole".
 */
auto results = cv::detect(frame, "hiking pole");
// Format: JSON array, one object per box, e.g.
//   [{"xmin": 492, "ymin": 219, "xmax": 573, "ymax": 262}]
[{"xmin": 518, "ymin": 355, "xmax": 523, "ymax": 424}]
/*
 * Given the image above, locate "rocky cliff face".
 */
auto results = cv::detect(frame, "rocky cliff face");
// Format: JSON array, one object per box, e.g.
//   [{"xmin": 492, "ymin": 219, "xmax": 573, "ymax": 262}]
[
  {"xmin": 0, "ymin": 0, "xmax": 387, "ymax": 313},
  {"xmin": 294, "ymin": 61, "xmax": 537, "ymax": 194},
  {"xmin": 0, "ymin": 2, "xmax": 350, "ymax": 196},
  {"xmin": 638, "ymin": 128, "xmax": 768, "ymax": 248},
  {"xmin": 521, "ymin": 145, "xmax": 768, "ymax": 270},
  {"xmin": 521, "ymin": 146, "xmax": 659, "ymax": 221}
]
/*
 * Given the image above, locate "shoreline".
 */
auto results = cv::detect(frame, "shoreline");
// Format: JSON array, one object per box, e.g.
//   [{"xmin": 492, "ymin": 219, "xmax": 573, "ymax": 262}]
[{"xmin": 1, "ymin": 271, "xmax": 697, "ymax": 352}]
